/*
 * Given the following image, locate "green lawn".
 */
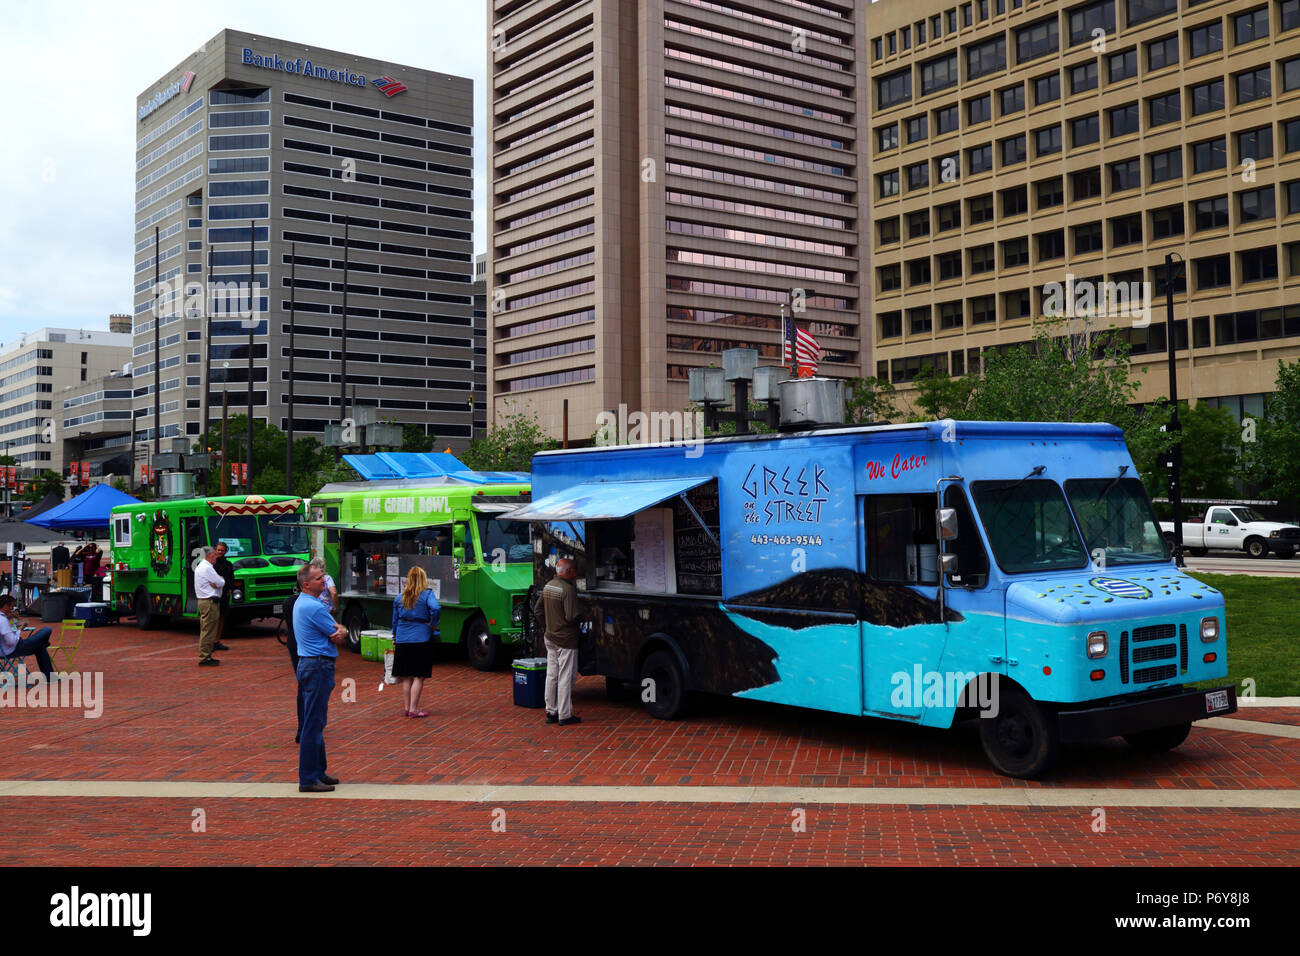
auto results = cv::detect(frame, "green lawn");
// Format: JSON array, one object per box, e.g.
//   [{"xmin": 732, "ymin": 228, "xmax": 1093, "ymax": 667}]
[{"xmin": 1187, "ymin": 572, "xmax": 1298, "ymax": 698}]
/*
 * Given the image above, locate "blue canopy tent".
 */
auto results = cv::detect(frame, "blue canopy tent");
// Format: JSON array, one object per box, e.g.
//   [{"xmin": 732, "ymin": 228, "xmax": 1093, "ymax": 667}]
[{"xmin": 24, "ymin": 483, "xmax": 141, "ymax": 532}]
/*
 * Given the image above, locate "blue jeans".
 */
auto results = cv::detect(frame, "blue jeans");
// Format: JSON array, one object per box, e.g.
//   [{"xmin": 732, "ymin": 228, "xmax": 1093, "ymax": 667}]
[
  {"xmin": 296, "ymin": 656, "xmax": 334, "ymax": 785},
  {"xmin": 7, "ymin": 627, "xmax": 53, "ymax": 679}
]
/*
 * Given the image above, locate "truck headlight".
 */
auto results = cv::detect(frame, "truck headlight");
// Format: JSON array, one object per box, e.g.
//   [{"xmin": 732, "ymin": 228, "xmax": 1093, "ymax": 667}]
[
  {"xmin": 232, "ymin": 588, "xmax": 244, "ymax": 603},
  {"xmin": 1200, "ymin": 617, "xmax": 1219, "ymax": 642},
  {"xmin": 512, "ymin": 602, "xmax": 524, "ymax": 626},
  {"xmin": 1087, "ymin": 630, "xmax": 1108, "ymax": 659}
]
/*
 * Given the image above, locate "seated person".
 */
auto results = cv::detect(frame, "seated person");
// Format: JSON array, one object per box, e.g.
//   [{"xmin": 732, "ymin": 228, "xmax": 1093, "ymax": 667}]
[{"xmin": 0, "ymin": 594, "xmax": 53, "ymax": 680}]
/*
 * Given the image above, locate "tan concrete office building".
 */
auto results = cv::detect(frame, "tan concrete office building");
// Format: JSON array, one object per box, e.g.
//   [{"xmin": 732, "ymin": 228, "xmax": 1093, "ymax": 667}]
[
  {"xmin": 488, "ymin": 0, "xmax": 870, "ymax": 438},
  {"xmin": 867, "ymin": 0, "xmax": 1300, "ymax": 421}
]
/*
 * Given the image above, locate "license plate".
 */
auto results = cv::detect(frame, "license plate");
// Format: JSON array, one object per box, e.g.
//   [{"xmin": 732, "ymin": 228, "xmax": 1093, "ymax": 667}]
[
  {"xmin": 1205, "ymin": 689, "xmax": 1230, "ymax": 713},
  {"xmin": 273, "ymin": 604, "xmax": 283, "ymax": 615}
]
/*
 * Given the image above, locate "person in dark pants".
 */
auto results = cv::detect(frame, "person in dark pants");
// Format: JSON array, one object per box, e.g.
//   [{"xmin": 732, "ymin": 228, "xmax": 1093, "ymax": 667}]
[
  {"xmin": 283, "ymin": 591, "xmax": 303, "ymax": 744},
  {"xmin": 212, "ymin": 542, "xmax": 235, "ymax": 652},
  {"xmin": 292, "ymin": 562, "xmax": 347, "ymax": 793},
  {"xmin": 0, "ymin": 594, "xmax": 53, "ymax": 679}
]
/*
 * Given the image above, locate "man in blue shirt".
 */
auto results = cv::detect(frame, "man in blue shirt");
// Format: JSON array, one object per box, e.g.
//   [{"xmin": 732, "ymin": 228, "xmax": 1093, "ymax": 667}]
[{"xmin": 293, "ymin": 562, "xmax": 347, "ymax": 793}]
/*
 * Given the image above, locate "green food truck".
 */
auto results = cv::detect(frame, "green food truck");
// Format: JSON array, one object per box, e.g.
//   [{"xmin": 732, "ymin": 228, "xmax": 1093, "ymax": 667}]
[
  {"xmin": 109, "ymin": 494, "xmax": 309, "ymax": 630},
  {"xmin": 307, "ymin": 459, "xmax": 532, "ymax": 670}
]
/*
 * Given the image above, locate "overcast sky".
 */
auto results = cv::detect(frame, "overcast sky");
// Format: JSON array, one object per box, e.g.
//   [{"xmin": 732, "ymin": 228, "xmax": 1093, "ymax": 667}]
[{"xmin": 0, "ymin": 0, "xmax": 487, "ymax": 346}]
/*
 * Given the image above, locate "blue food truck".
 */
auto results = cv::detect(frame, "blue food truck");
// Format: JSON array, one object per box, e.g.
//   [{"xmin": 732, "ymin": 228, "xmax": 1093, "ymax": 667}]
[{"xmin": 509, "ymin": 419, "xmax": 1236, "ymax": 778}]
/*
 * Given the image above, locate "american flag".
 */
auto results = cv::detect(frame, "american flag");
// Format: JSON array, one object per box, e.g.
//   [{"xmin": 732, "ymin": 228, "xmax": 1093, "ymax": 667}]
[
  {"xmin": 783, "ymin": 319, "xmax": 820, "ymax": 376},
  {"xmin": 372, "ymin": 76, "xmax": 408, "ymax": 97}
]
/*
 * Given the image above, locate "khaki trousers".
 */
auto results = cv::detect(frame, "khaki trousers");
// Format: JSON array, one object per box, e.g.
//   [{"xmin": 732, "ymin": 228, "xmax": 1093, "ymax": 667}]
[
  {"xmin": 198, "ymin": 598, "xmax": 221, "ymax": 661},
  {"xmin": 544, "ymin": 638, "xmax": 577, "ymax": 720}
]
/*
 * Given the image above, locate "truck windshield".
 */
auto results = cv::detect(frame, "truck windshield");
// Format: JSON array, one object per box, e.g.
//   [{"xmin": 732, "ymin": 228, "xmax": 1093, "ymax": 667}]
[
  {"xmin": 970, "ymin": 479, "xmax": 1088, "ymax": 573},
  {"xmin": 260, "ymin": 514, "xmax": 309, "ymax": 555},
  {"xmin": 1230, "ymin": 507, "xmax": 1266, "ymax": 523},
  {"xmin": 1064, "ymin": 478, "xmax": 1170, "ymax": 566},
  {"xmin": 476, "ymin": 518, "xmax": 532, "ymax": 563}
]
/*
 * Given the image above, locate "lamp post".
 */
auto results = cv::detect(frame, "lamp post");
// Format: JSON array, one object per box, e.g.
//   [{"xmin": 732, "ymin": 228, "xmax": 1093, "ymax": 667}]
[{"xmin": 1164, "ymin": 252, "xmax": 1186, "ymax": 568}]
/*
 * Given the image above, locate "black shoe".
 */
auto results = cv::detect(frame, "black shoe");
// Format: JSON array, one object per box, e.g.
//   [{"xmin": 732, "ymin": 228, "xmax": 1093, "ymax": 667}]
[
  {"xmin": 545, "ymin": 712, "xmax": 558, "ymax": 724},
  {"xmin": 298, "ymin": 781, "xmax": 334, "ymax": 793},
  {"xmin": 213, "ymin": 641, "xmax": 230, "ymax": 651},
  {"xmin": 199, "ymin": 657, "xmax": 220, "ymax": 667},
  {"xmin": 294, "ymin": 733, "xmax": 301, "ymax": 744},
  {"xmin": 558, "ymin": 715, "xmax": 582, "ymax": 726},
  {"xmin": 320, "ymin": 774, "xmax": 340, "ymax": 785}
]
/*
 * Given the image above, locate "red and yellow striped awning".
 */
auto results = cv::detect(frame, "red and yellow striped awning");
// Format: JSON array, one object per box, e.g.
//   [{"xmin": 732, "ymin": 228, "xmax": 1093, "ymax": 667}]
[{"xmin": 207, "ymin": 496, "xmax": 302, "ymax": 517}]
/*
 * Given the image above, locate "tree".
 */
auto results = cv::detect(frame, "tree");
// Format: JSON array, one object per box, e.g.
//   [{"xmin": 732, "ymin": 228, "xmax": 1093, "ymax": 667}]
[
  {"xmin": 27, "ymin": 471, "xmax": 66, "ymax": 503},
  {"xmin": 462, "ymin": 409, "xmax": 557, "ymax": 472},
  {"xmin": 1244, "ymin": 358, "xmax": 1300, "ymax": 501},
  {"xmin": 401, "ymin": 422, "xmax": 438, "ymax": 453},
  {"xmin": 905, "ymin": 368, "xmax": 976, "ymax": 421},
  {"xmin": 1155, "ymin": 402, "xmax": 1240, "ymax": 500},
  {"xmin": 196, "ymin": 416, "xmax": 350, "ymax": 497},
  {"xmin": 843, "ymin": 376, "xmax": 902, "ymax": 424}
]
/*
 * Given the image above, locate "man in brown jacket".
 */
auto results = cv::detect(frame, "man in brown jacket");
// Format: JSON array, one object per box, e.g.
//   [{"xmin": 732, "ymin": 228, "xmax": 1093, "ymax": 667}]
[{"xmin": 531, "ymin": 557, "xmax": 583, "ymax": 725}]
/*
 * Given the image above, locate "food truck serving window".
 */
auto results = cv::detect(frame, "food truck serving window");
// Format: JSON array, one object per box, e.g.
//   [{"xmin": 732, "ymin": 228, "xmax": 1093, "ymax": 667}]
[
  {"xmin": 1064, "ymin": 478, "xmax": 1168, "ymax": 566},
  {"xmin": 971, "ymin": 479, "xmax": 1087, "ymax": 573},
  {"xmin": 865, "ymin": 494, "xmax": 940, "ymax": 585}
]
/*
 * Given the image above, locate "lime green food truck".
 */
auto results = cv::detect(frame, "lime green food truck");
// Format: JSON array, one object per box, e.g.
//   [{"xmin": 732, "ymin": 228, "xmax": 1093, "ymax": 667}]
[
  {"xmin": 307, "ymin": 474, "xmax": 533, "ymax": 669},
  {"xmin": 109, "ymin": 494, "xmax": 309, "ymax": 630}
]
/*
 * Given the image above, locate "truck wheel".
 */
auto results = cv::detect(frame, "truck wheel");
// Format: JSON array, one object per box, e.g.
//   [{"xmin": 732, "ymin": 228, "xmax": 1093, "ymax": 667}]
[
  {"xmin": 1124, "ymin": 722, "xmax": 1192, "ymax": 752},
  {"xmin": 465, "ymin": 618, "xmax": 501, "ymax": 671},
  {"xmin": 639, "ymin": 649, "xmax": 687, "ymax": 720},
  {"xmin": 342, "ymin": 604, "xmax": 366, "ymax": 654},
  {"xmin": 134, "ymin": 590, "xmax": 157, "ymax": 631},
  {"xmin": 1245, "ymin": 537, "xmax": 1267, "ymax": 558},
  {"xmin": 978, "ymin": 681, "xmax": 1060, "ymax": 779}
]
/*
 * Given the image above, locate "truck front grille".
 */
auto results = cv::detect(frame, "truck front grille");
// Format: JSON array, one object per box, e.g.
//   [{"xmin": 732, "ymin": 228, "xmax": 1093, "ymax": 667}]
[
  {"xmin": 1133, "ymin": 664, "xmax": 1178, "ymax": 683},
  {"xmin": 1133, "ymin": 624, "xmax": 1175, "ymax": 643}
]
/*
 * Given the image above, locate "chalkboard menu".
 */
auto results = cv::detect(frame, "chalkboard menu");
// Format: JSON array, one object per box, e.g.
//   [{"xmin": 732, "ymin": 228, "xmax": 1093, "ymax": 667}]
[{"xmin": 672, "ymin": 481, "xmax": 721, "ymax": 595}]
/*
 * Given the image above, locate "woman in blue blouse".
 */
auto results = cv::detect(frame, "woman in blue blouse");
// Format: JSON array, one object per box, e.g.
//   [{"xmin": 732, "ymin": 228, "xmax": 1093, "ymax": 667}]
[{"xmin": 391, "ymin": 566, "xmax": 440, "ymax": 717}]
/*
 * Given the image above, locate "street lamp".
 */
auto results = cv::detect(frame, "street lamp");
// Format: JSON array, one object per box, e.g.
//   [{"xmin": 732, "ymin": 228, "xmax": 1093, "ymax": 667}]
[{"xmin": 1163, "ymin": 252, "xmax": 1186, "ymax": 568}]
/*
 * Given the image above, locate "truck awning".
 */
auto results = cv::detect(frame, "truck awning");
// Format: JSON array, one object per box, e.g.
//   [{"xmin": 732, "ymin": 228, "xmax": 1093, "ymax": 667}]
[
  {"xmin": 280, "ymin": 519, "xmax": 443, "ymax": 534},
  {"xmin": 503, "ymin": 476, "xmax": 711, "ymax": 522}
]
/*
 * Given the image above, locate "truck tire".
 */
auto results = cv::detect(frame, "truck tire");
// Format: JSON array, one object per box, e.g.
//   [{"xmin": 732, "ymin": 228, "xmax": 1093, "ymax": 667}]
[
  {"xmin": 342, "ymin": 604, "xmax": 366, "ymax": 654},
  {"xmin": 1245, "ymin": 537, "xmax": 1268, "ymax": 559},
  {"xmin": 465, "ymin": 617, "xmax": 501, "ymax": 671},
  {"xmin": 1124, "ymin": 721, "xmax": 1192, "ymax": 752},
  {"xmin": 978, "ymin": 680, "xmax": 1060, "ymax": 779},
  {"xmin": 134, "ymin": 590, "xmax": 158, "ymax": 631},
  {"xmin": 639, "ymin": 649, "xmax": 688, "ymax": 720}
]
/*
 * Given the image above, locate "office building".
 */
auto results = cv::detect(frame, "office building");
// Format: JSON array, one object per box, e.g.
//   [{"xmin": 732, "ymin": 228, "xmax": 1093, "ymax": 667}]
[
  {"xmin": 866, "ymin": 0, "xmax": 1300, "ymax": 418},
  {"xmin": 488, "ymin": 0, "xmax": 870, "ymax": 438},
  {"xmin": 133, "ymin": 28, "xmax": 476, "ymax": 454},
  {"xmin": 0, "ymin": 327, "xmax": 131, "ymax": 477}
]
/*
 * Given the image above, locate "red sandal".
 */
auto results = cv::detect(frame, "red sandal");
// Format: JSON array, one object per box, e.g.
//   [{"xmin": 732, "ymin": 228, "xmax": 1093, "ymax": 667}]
[{"xmin": 408, "ymin": 709, "xmax": 429, "ymax": 718}]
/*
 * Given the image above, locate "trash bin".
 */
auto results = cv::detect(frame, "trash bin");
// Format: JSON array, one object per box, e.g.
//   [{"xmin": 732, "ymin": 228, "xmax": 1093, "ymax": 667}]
[
  {"xmin": 512, "ymin": 657, "xmax": 547, "ymax": 708},
  {"xmin": 41, "ymin": 592, "xmax": 67, "ymax": 623}
]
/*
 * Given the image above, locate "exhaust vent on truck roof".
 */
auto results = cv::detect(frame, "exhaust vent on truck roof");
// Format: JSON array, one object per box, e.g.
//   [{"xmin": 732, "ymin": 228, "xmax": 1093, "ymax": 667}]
[{"xmin": 778, "ymin": 378, "xmax": 845, "ymax": 431}]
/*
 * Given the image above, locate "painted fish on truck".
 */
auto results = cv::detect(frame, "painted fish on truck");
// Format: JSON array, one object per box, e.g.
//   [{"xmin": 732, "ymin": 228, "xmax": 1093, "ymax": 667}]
[{"xmin": 508, "ymin": 420, "xmax": 1237, "ymax": 778}]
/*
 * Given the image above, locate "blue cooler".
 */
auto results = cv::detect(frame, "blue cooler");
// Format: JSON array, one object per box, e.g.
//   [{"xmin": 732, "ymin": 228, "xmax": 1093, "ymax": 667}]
[
  {"xmin": 512, "ymin": 657, "xmax": 547, "ymax": 708},
  {"xmin": 74, "ymin": 602, "xmax": 109, "ymax": 627}
]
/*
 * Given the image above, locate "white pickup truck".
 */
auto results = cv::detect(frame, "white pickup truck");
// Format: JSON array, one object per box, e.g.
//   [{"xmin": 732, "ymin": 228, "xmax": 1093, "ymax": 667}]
[{"xmin": 1160, "ymin": 505, "xmax": 1300, "ymax": 558}]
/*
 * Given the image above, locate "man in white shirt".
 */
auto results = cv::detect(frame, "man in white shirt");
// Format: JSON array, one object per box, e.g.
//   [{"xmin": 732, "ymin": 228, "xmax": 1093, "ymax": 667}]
[
  {"xmin": 194, "ymin": 547, "xmax": 226, "ymax": 667},
  {"xmin": 0, "ymin": 594, "xmax": 52, "ymax": 680}
]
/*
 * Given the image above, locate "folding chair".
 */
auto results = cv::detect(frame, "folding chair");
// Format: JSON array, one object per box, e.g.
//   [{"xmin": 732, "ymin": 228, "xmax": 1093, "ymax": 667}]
[
  {"xmin": 0, "ymin": 650, "xmax": 21, "ymax": 686},
  {"xmin": 49, "ymin": 619, "xmax": 85, "ymax": 675}
]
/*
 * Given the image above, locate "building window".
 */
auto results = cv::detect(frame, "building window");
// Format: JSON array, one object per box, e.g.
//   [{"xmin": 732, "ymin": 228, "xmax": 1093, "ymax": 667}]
[
  {"xmin": 1111, "ymin": 213, "xmax": 1143, "ymax": 246},
  {"xmin": 1004, "ymin": 289, "xmax": 1032, "ymax": 320},
  {"xmin": 1286, "ymin": 119, "xmax": 1300, "ymax": 153},
  {"xmin": 1187, "ymin": 21, "xmax": 1223, "ymax": 58},
  {"xmin": 1190, "ymin": 79, "xmax": 1225, "ymax": 114},
  {"xmin": 878, "ymin": 69, "xmax": 912, "ymax": 109},
  {"xmin": 921, "ymin": 53, "xmax": 960, "ymax": 94},
  {"xmin": 1283, "ymin": 56, "xmax": 1300, "ymax": 92},
  {"xmin": 878, "ymin": 217, "xmax": 901, "ymax": 244},
  {"xmin": 971, "ymin": 295, "xmax": 996, "ymax": 325},
  {"xmin": 1238, "ymin": 186, "xmax": 1276, "ymax": 222},
  {"xmin": 879, "ymin": 265, "xmax": 902, "ymax": 291},
  {"xmin": 967, "ymin": 93, "xmax": 992, "ymax": 125},
  {"xmin": 1000, "ymin": 84, "xmax": 1025, "ymax": 115},
  {"xmin": 909, "ymin": 306, "xmax": 933, "ymax": 333},
  {"xmin": 1150, "ymin": 205, "xmax": 1185, "ymax": 239},
  {"xmin": 1146, "ymin": 35, "xmax": 1179, "ymax": 70},
  {"xmin": 1148, "ymin": 91, "xmax": 1180, "ymax": 128},
  {"xmin": 909, "ymin": 210, "xmax": 931, "ymax": 238},
  {"xmin": 1283, "ymin": 0, "xmax": 1300, "ymax": 32},
  {"xmin": 1037, "ymin": 230, "xmax": 1066, "ymax": 261},
  {"xmin": 968, "ymin": 193, "xmax": 995, "ymax": 223},
  {"xmin": 937, "ymin": 202, "xmax": 962, "ymax": 231},
  {"xmin": 941, "ymin": 302, "xmax": 964, "ymax": 331},
  {"xmin": 1069, "ymin": 0, "xmax": 1117, "ymax": 46},
  {"xmin": 935, "ymin": 152, "xmax": 961, "ymax": 183},
  {"xmin": 1002, "ymin": 237, "xmax": 1030, "ymax": 267},
  {"xmin": 934, "ymin": 105, "xmax": 960, "ymax": 134},
  {"xmin": 1193, "ymin": 195, "xmax": 1230, "ymax": 231},
  {"xmin": 1109, "ymin": 158, "xmax": 1141, "ymax": 191},
  {"xmin": 1233, "ymin": 6, "xmax": 1270, "ymax": 44},
  {"xmin": 908, "ymin": 115, "xmax": 929, "ymax": 144},
  {"xmin": 1239, "ymin": 247, "xmax": 1278, "ymax": 282},
  {"xmin": 902, "ymin": 26, "xmax": 912, "ymax": 50},
  {"xmin": 878, "ymin": 123, "xmax": 899, "ymax": 151},
  {"xmin": 967, "ymin": 143, "xmax": 993, "ymax": 174},
  {"xmin": 1034, "ymin": 72, "xmax": 1061, "ymax": 104},
  {"xmin": 969, "ymin": 245, "xmax": 996, "ymax": 274},
  {"xmin": 937, "ymin": 252, "xmax": 963, "ymax": 281},
  {"xmin": 1192, "ymin": 137, "xmax": 1227, "ymax": 173},
  {"xmin": 1108, "ymin": 48, "xmax": 1137, "ymax": 82},
  {"xmin": 1072, "ymin": 114, "xmax": 1100, "ymax": 147},
  {"xmin": 1127, "ymin": 0, "xmax": 1177, "ymax": 27},
  {"xmin": 1108, "ymin": 103, "xmax": 1140, "ymax": 137},
  {"xmin": 1002, "ymin": 185, "xmax": 1029, "ymax": 216},
  {"xmin": 1073, "ymin": 167, "xmax": 1103, "ymax": 200},
  {"xmin": 1195, "ymin": 254, "xmax": 1232, "ymax": 289},
  {"xmin": 1035, "ymin": 125, "xmax": 1062, "ymax": 156},
  {"xmin": 1037, "ymin": 177, "xmax": 1064, "ymax": 208},
  {"xmin": 1149, "ymin": 147, "xmax": 1183, "ymax": 183},
  {"xmin": 1016, "ymin": 16, "xmax": 1060, "ymax": 64},
  {"xmin": 907, "ymin": 161, "xmax": 930, "ymax": 190},
  {"xmin": 966, "ymin": 36, "xmax": 1007, "ymax": 80},
  {"xmin": 1073, "ymin": 222, "xmax": 1103, "ymax": 254},
  {"xmin": 1235, "ymin": 66, "xmax": 1271, "ymax": 104},
  {"xmin": 880, "ymin": 312, "xmax": 902, "ymax": 338},
  {"xmin": 1288, "ymin": 179, "xmax": 1300, "ymax": 214},
  {"xmin": 1070, "ymin": 61, "xmax": 1099, "ymax": 94},
  {"xmin": 1237, "ymin": 126, "xmax": 1274, "ymax": 163},
  {"xmin": 1001, "ymin": 134, "xmax": 1027, "ymax": 166},
  {"xmin": 879, "ymin": 170, "xmax": 900, "ymax": 197},
  {"xmin": 909, "ymin": 258, "xmax": 933, "ymax": 286}
]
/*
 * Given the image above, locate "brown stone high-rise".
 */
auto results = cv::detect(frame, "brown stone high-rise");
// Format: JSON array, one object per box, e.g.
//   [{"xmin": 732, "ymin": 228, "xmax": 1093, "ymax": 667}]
[{"xmin": 488, "ymin": 0, "xmax": 869, "ymax": 438}]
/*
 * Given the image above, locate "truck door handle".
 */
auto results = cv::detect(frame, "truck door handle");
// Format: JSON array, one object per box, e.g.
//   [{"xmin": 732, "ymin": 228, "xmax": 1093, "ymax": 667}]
[
  {"xmin": 1006, "ymin": 658, "xmax": 1019, "ymax": 667},
  {"xmin": 989, "ymin": 655, "xmax": 1004, "ymax": 664}
]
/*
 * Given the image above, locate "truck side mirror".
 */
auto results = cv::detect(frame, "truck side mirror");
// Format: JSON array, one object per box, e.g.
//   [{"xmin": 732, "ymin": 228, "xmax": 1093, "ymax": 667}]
[
  {"xmin": 452, "ymin": 547, "xmax": 465, "ymax": 562},
  {"xmin": 452, "ymin": 524, "xmax": 466, "ymax": 545},
  {"xmin": 940, "ymin": 553, "xmax": 959, "ymax": 575},
  {"xmin": 936, "ymin": 508, "xmax": 959, "ymax": 541}
]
